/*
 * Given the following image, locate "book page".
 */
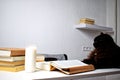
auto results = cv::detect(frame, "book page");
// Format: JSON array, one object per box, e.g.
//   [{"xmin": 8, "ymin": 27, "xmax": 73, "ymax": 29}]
[{"xmin": 51, "ymin": 60, "xmax": 88, "ymax": 69}]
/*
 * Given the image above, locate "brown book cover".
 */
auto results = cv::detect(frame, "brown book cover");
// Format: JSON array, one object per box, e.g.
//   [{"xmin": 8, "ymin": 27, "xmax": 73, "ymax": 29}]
[
  {"xmin": 51, "ymin": 60, "xmax": 95, "ymax": 74},
  {"xmin": 0, "ymin": 48, "xmax": 25, "ymax": 57}
]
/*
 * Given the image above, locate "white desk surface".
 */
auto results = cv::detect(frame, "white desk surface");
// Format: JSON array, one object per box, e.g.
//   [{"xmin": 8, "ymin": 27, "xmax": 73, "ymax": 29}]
[{"xmin": 0, "ymin": 68, "xmax": 120, "ymax": 80}]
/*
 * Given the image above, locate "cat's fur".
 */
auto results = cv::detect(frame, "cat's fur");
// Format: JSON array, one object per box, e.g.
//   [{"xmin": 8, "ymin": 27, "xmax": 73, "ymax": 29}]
[{"xmin": 82, "ymin": 33, "xmax": 120, "ymax": 69}]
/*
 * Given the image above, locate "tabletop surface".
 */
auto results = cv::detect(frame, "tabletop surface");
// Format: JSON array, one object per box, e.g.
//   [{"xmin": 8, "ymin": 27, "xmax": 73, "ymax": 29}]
[{"xmin": 0, "ymin": 68, "xmax": 120, "ymax": 80}]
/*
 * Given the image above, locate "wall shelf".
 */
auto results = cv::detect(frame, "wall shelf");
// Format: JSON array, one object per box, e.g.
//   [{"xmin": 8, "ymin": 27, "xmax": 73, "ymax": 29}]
[{"xmin": 75, "ymin": 23, "xmax": 113, "ymax": 32}]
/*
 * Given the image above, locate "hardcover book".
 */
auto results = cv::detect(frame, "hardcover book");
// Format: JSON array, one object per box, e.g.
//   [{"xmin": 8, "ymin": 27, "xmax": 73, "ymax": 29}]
[
  {"xmin": 0, "ymin": 48, "xmax": 25, "ymax": 57},
  {"xmin": 0, "ymin": 56, "xmax": 25, "ymax": 62},
  {"xmin": 50, "ymin": 60, "xmax": 95, "ymax": 74},
  {"xmin": 0, "ymin": 65, "xmax": 24, "ymax": 72},
  {"xmin": 0, "ymin": 60, "xmax": 24, "ymax": 67}
]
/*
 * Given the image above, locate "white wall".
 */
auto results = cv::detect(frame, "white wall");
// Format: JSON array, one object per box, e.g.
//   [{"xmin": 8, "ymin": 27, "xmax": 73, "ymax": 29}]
[
  {"xmin": 106, "ymin": 0, "xmax": 116, "ymax": 40},
  {"xmin": 117, "ymin": 0, "xmax": 120, "ymax": 46},
  {"xmin": 0, "ymin": 0, "xmax": 116, "ymax": 60}
]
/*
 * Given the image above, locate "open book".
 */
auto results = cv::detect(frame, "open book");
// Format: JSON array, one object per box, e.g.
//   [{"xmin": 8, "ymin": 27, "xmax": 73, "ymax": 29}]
[{"xmin": 50, "ymin": 60, "xmax": 95, "ymax": 74}]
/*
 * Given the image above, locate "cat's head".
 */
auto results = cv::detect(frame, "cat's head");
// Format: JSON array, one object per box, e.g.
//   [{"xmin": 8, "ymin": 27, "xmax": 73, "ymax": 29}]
[{"xmin": 93, "ymin": 32, "xmax": 114, "ymax": 49}]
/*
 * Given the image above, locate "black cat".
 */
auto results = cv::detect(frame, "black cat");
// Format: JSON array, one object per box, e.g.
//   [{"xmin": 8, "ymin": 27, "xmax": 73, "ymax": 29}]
[{"xmin": 82, "ymin": 32, "xmax": 120, "ymax": 69}]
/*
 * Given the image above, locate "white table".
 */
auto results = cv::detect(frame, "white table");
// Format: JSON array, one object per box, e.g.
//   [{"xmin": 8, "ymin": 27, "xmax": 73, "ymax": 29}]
[{"xmin": 0, "ymin": 68, "xmax": 120, "ymax": 80}]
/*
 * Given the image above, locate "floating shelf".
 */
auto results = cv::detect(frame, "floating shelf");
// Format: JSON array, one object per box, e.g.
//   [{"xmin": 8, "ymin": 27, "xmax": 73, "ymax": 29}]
[{"xmin": 75, "ymin": 23, "xmax": 113, "ymax": 32}]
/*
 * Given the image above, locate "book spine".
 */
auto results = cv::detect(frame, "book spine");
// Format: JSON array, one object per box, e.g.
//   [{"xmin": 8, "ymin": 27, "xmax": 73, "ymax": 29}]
[
  {"xmin": 0, "ymin": 60, "xmax": 25, "ymax": 66},
  {"xmin": 0, "ymin": 56, "xmax": 25, "ymax": 62},
  {"xmin": 0, "ymin": 65, "xmax": 24, "ymax": 72},
  {"xmin": 0, "ymin": 51, "xmax": 11, "ymax": 57},
  {"xmin": 11, "ymin": 50, "xmax": 25, "ymax": 57}
]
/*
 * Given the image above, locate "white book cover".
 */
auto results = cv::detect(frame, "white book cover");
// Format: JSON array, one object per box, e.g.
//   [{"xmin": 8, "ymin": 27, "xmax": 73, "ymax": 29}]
[
  {"xmin": 51, "ymin": 60, "xmax": 88, "ymax": 69},
  {"xmin": 0, "ymin": 56, "xmax": 25, "ymax": 62}
]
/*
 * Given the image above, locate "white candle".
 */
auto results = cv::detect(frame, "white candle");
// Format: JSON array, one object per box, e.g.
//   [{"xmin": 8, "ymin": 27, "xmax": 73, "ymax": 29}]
[{"xmin": 25, "ymin": 46, "xmax": 36, "ymax": 72}]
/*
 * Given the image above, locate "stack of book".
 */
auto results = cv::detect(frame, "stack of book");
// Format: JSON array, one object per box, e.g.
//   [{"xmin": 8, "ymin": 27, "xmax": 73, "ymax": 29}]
[
  {"xmin": 0, "ymin": 48, "xmax": 25, "ymax": 72},
  {"xmin": 80, "ymin": 18, "xmax": 95, "ymax": 25}
]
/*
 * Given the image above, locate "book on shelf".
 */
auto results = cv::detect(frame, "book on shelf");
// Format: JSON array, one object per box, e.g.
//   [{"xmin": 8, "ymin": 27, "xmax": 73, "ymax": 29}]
[
  {"xmin": 0, "ymin": 47, "xmax": 25, "ymax": 57},
  {"xmin": 51, "ymin": 60, "xmax": 95, "ymax": 74},
  {"xmin": 0, "ymin": 65, "xmax": 24, "ymax": 72},
  {"xmin": 80, "ymin": 18, "xmax": 95, "ymax": 25},
  {"xmin": 0, "ymin": 60, "xmax": 24, "ymax": 67},
  {"xmin": 0, "ymin": 56, "xmax": 25, "ymax": 62}
]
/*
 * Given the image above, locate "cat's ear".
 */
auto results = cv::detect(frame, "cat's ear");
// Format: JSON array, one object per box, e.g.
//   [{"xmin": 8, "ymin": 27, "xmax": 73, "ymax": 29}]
[{"xmin": 100, "ymin": 32, "xmax": 104, "ymax": 35}]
